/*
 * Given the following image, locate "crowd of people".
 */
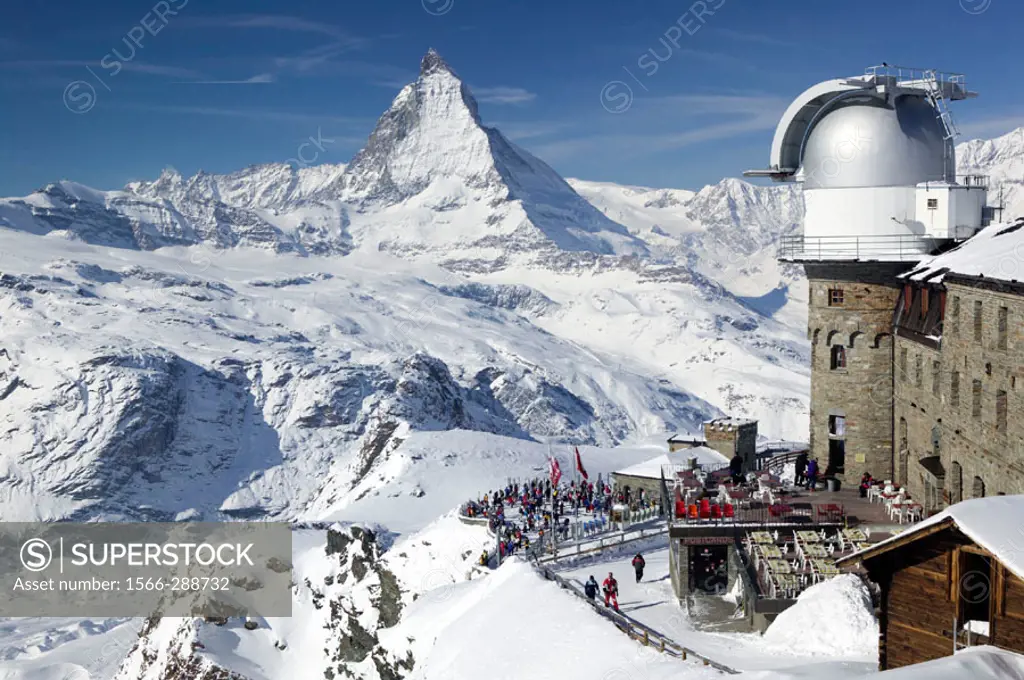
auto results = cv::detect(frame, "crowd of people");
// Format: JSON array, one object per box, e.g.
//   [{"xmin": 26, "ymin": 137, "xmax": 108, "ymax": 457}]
[{"xmin": 462, "ymin": 473, "xmax": 666, "ymax": 567}]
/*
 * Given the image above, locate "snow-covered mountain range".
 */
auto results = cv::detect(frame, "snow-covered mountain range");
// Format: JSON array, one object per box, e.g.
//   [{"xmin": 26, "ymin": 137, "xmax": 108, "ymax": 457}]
[
  {"xmin": 0, "ymin": 50, "xmax": 814, "ymax": 525},
  {"xmin": 957, "ymin": 125, "xmax": 1024, "ymax": 219},
  {"xmin": 3, "ymin": 47, "xmax": 1024, "ymax": 680},
  {"xmin": 0, "ymin": 49, "xmax": 1021, "ymax": 527}
]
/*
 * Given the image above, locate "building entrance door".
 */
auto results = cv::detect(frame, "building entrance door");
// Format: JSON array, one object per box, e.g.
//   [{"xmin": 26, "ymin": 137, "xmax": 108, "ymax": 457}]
[
  {"xmin": 689, "ymin": 546, "xmax": 728, "ymax": 594},
  {"xmin": 827, "ymin": 414, "xmax": 846, "ymax": 475}
]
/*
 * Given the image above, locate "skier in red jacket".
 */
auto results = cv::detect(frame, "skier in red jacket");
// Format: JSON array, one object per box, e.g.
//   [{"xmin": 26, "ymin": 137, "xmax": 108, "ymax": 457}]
[{"xmin": 602, "ymin": 572, "xmax": 619, "ymax": 610}]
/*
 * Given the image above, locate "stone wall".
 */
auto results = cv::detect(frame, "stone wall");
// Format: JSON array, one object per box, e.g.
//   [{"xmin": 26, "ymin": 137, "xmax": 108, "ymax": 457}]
[
  {"xmin": 892, "ymin": 337, "xmax": 944, "ymax": 511},
  {"xmin": 805, "ymin": 263, "xmax": 909, "ymax": 482},
  {"xmin": 610, "ymin": 473, "xmax": 663, "ymax": 500},
  {"xmin": 703, "ymin": 421, "xmax": 758, "ymax": 472},
  {"xmin": 736, "ymin": 425, "xmax": 758, "ymax": 471},
  {"xmin": 899, "ymin": 280, "xmax": 1024, "ymax": 510}
]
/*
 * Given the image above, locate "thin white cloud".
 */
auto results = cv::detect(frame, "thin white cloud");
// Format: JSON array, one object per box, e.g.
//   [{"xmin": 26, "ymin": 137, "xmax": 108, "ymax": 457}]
[
  {"xmin": 675, "ymin": 49, "xmax": 766, "ymax": 74},
  {"xmin": 177, "ymin": 73, "xmax": 276, "ymax": 84},
  {"xmin": 120, "ymin": 103, "xmax": 368, "ymax": 126},
  {"xmin": 181, "ymin": 14, "xmax": 366, "ymax": 47},
  {"xmin": 0, "ymin": 60, "xmax": 205, "ymax": 79},
  {"xmin": 492, "ymin": 121, "xmax": 572, "ymax": 140},
  {"xmin": 712, "ymin": 28, "xmax": 799, "ymax": 48},
  {"xmin": 178, "ymin": 14, "xmax": 369, "ymax": 82},
  {"xmin": 527, "ymin": 94, "xmax": 786, "ymax": 162},
  {"xmin": 472, "ymin": 86, "xmax": 537, "ymax": 105}
]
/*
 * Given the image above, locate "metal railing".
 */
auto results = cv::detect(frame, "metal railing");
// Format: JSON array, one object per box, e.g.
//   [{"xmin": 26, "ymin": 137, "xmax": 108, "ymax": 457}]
[
  {"xmin": 532, "ymin": 557, "xmax": 739, "ymax": 674},
  {"xmin": 534, "ymin": 524, "xmax": 669, "ymax": 564},
  {"xmin": 778, "ymin": 234, "xmax": 942, "ymax": 262},
  {"xmin": 863, "ymin": 65, "xmax": 967, "ymax": 97},
  {"xmin": 670, "ymin": 501, "xmax": 845, "ymax": 527}
]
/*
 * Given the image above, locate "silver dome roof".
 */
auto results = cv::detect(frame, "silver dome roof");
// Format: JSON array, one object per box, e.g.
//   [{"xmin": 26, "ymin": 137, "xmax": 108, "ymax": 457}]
[{"xmin": 800, "ymin": 94, "xmax": 952, "ymax": 190}]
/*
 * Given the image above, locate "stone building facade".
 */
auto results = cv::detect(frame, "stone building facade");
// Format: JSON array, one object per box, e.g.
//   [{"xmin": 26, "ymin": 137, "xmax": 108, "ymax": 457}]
[
  {"xmin": 805, "ymin": 263, "xmax": 907, "ymax": 482},
  {"xmin": 894, "ymin": 275, "xmax": 1024, "ymax": 511},
  {"xmin": 703, "ymin": 418, "xmax": 758, "ymax": 472}
]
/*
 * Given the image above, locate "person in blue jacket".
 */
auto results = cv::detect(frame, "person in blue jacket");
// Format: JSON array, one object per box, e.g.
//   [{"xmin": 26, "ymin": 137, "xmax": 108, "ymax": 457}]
[
  {"xmin": 584, "ymin": 575, "xmax": 599, "ymax": 601},
  {"xmin": 805, "ymin": 458, "xmax": 819, "ymax": 491}
]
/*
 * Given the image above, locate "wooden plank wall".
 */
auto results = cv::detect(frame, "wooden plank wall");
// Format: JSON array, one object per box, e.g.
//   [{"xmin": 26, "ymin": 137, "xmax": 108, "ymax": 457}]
[
  {"xmin": 993, "ymin": 570, "xmax": 1024, "ymax": 651},
  {"xmin": 885, "ymin": 548, "xmax": 958, "ymax": 668},
  {"xmin": 877, "ymin": 529, "xmax": 1024, "ymax": 669}
]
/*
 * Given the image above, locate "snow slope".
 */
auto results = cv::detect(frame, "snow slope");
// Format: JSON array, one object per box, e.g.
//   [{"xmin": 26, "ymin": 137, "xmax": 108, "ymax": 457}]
[{"xmin": 0, "ymin": 229, "xmax": 730, "ymax": 523}]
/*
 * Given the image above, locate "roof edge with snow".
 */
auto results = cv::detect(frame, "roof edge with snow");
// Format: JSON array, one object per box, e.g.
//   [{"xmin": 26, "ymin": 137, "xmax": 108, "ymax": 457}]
[{"xmin": 838, "ymin": 495, "xmax": 1024, "ymax": 582}]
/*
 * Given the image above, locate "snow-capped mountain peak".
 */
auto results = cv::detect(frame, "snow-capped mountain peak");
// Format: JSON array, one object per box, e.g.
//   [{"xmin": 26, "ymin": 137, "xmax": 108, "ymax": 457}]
[
  {"xmin": 419, "ymin": 46, "xmax": 457, "ymax": 77},
  {"xmin": 335, "ymin": 49, "xmax": 644, "ymax": 258},
  {"xmin": 342, "ymin": 49, "xmax": 488, "ymax": 202}
]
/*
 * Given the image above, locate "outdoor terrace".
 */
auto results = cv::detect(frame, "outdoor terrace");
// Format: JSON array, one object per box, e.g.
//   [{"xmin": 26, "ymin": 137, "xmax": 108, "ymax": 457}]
[{"xmin": 668, "ymin": 466, "xmax": 904, "ymax": 529}]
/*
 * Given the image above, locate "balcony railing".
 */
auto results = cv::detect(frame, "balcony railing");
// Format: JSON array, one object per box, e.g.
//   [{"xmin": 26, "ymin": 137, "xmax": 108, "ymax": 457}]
[{"xmin": 778, "ymin": 234, "xmax": 944, "ymax": 262}]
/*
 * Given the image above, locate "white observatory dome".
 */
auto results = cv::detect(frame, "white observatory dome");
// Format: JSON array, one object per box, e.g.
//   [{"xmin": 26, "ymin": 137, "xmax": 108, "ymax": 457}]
[
  {"xmin": 746, "ymin": 66, "xmax": 986, "ymax": 261},
  {"xmin": 800, "ymin": 95, "xmax": 952, "ymax": 190}
]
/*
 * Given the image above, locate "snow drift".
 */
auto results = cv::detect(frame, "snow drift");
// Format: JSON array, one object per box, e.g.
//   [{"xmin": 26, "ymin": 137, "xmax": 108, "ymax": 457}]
[{"xmin": 763, "ymin": 573, "xmax": 878, "ymax": 660}]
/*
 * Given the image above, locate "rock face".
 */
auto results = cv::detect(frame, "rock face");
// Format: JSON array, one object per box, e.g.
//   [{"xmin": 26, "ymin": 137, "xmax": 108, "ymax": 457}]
[{"xmin": 113, "ymin": 520, "xmax": 486, "ymax": 680}]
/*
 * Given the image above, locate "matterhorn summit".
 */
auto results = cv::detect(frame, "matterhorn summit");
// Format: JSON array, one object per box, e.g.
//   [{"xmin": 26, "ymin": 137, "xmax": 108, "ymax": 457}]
[{"xmin": 338, "ymin": 49, "xmax": 643, "ymax": 260}]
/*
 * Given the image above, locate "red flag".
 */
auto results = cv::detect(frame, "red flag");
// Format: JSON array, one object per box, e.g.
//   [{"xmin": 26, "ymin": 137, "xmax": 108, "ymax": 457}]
[
  {"xmin": 549, "ymin": 456, "xmax": 562, "ymax": 487},
  {"xmin": 575, "ymin": 446, "xmax": 589, "ymax": 481}
]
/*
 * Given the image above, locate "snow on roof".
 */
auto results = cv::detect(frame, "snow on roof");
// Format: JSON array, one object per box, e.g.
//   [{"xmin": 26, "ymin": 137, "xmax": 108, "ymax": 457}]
[
  {"xmin": 705, "ymin": 416, "xmax": 757, "ymax": 430},
  {"xmin": 614, "ymin": 446, "xmax": 729, "ymax": 479},
  {"xmin": 903, "ymin": 218, "xmax": 1024, "ymax": 285},
  {"xmin": 667, "ymin": 431, "xmax": 705, "ymax": 443},
  {"xmin": 842, "ymin": 495, "xmax": 1024, "ymax": 581}
]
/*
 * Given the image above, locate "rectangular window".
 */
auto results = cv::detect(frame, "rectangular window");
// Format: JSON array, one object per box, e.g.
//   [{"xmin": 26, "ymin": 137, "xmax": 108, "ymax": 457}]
[
  {"xmin": 952, "ymin": 296, "xmax": 960, "ymax": 336},
  {"xmin": 915, "ymin": 353, "xmax": 923, "ymax": 388},
  {"xmin": 974, "ymin": 300, "xmax": 983, "ymax": 342},
  {"xmin": 828, "ymin": 289, "xmax": 844, "ymax": 307},
  {"xmin": 972, "ymin": 379, "xmax": 983, "ymax": 419},
  {"xmin": 829, "ymin": 415, "xmax": 846, "ymax": 436},
  {"xmin": 998, "ymin": 306, "xmax": 1008, "ymax": 350},
  {"xmin": 932, "ymin": 361, "xmax": 941, "ymax": 396},
  {"xmin": 996, "ymin": 390, "xmax": 1008, "ymax": 433},
  {"xmin": 900, "ymin": 347, "xmax": 908, "ymax": 382},
  {"xmin": 927, "ymin": 198, "xmax": 939, "ymax": 209},
  {"xmin": 951, "ymin": 371, "xmax": 960, "ymax": 408}
]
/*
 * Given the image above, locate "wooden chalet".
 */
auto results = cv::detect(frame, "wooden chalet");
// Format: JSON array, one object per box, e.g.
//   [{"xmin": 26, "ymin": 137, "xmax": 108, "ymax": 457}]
[{"xmin": 837, "ymin": 495, "xmax": 1024, "ymax": 670}]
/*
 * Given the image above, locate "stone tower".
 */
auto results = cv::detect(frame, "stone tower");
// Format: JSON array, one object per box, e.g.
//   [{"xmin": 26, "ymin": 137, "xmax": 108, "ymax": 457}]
[
  {"xmin": 804, "ymin": 263, "xmax": 906, "ymax": 480},
  {"xmin": 745, "ymin": 66, "xmax": 988, "ymax": 482}
]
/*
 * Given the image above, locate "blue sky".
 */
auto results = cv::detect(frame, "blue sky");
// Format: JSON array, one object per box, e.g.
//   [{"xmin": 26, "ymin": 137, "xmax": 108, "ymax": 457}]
[{"xmin": 2, "ymin": 0, "xmax": 1023, "ymax": 195}]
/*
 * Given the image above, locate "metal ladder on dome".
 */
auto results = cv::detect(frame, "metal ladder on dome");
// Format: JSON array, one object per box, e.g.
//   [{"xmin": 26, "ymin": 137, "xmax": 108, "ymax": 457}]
[{"xmin": 923, "ymin": 69, "xmax": 960, "ymax": 141}]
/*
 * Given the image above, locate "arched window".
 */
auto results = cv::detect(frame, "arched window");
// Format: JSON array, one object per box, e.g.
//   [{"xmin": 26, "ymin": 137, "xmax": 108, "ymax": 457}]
[
  {"xmin": 830, "ymin": 345, "xmax": 847, "ymax": 370},
  {"xmin": 873, "ymin": 333, "xmax": 892, "ymax": 349},
  {"xmin": 826, "ymin": 330, "xmax": 842, "ymax": 346},
  {"xmin": 849, "ymin": 331, "xmax": 865, "ymax": 348},
  {"xmin": 972, "ymin": 476, "xmax": 986, "ymax": 499},
  {"xmin": 949, "ymin": 461, "xmax": 963, "ymax": 504},
  {"xmin": 898, "ymin": 448, "xmax": 909, "ymax": 486},
  {"xmin": 811, "ymin": 329, "xmax": 821, "ymax": 345},
  {"xmin": 899, "ymin": 417, "xmax": 908, "ymax": 452}
]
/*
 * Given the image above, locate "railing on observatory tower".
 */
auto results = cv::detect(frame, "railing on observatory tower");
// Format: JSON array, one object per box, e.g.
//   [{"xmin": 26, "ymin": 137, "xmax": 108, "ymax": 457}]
[
  {"xmin": 863, "ymin": 65, "xmax": 967, "ymax": 98},
  {"xmin": 777, "ymin": 234, "xmax": 943, "ymax": 262}
]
